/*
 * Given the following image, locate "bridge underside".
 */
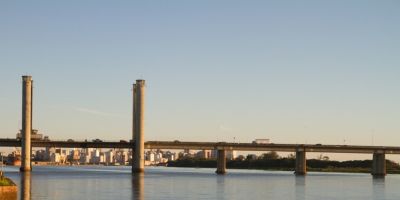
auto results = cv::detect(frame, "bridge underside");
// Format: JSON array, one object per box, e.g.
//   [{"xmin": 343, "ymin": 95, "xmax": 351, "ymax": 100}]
[{"xmin": 1, "ymin": 139, "xmax": 400, "ymax": 154}]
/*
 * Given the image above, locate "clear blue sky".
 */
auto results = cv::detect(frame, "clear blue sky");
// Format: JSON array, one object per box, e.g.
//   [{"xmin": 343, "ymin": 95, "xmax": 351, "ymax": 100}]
[{"xmin": 1, "ymin": 1, "xmax": 399, "ymax": 157}]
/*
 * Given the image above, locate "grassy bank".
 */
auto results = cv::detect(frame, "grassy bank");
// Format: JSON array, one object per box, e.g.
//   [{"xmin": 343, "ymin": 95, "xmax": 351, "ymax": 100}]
[{"xmin": 0, "ymin": 177, "xmax": 16, "ymax": 186}]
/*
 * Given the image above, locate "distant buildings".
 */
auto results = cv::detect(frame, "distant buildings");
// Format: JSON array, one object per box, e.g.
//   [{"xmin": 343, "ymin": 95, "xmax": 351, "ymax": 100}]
[
  {"xmin": 196, "ymin": 150, "xmax": 212, "ymax": 159},
  {"xmin": 179, "ymin": 149, "xmax": 237, "ymax": 160},
  {"xmin": 145, "ymin": 150, "xmax": 176, "ymax": 165},
  {"xmin": 5, "ymin": 150, "xmax": 21, "ymax": 166},
  {"xmin": 6, "ymin": 147, "xmax": 239, "ymax": 166}
]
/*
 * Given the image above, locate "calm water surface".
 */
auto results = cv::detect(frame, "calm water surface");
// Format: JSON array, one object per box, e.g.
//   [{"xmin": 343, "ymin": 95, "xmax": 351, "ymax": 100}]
[{"xmin": 3, "ymin": 166, "xmax": 400, "ymax": 200}]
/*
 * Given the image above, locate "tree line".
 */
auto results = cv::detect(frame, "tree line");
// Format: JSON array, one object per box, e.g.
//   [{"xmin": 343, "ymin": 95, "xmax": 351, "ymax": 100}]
[{"xmin": 167, "ymin": 152, "xmax": 400, "ymax": 173}]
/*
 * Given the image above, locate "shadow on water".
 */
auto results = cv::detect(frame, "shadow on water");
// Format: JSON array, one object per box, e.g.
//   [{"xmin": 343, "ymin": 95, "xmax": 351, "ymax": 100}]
[
  {"xmin": 295, "ymin": 175, "xmax": 306, "ymax": 200},
  {"xmin": 131, "ymin": 173, "xmax": 144, "ymax": 200},
  {"xmin": 216, "ymin": 175, "xmax": 226, "ymax": 200},
  {"xmin": 372, "ymin": 176, "xmax": 385, "ymax": 200}
]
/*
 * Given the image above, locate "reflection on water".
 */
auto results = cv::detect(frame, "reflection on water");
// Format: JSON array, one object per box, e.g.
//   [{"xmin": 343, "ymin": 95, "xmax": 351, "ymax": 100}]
[
  {"xmin": 372, "ymin": 177, "xmax": 385, "ymax": 200},
  {"xmin": 295, "ymin": 176, "xmax": 306, "ymax": 200},
  {"xmin": 2, "ymin": 166, "xmax": 400, "ymax": 200},
  {"xmin": 20, "ymin": 172, "xmax": 31, "ymax": 200},
  {"xmin": 216, "ymin": 175, "xmax": 225, "ymax": 200},
  {"xmin": 131, "ymin": 173, "xmax": 143, "ymax": 200}
]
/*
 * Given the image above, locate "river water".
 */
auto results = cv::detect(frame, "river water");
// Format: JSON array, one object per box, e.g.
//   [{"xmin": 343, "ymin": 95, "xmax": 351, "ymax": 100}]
[{"xmin": 2, "ymin": 166, "xmax": 400, "ymax": 200}]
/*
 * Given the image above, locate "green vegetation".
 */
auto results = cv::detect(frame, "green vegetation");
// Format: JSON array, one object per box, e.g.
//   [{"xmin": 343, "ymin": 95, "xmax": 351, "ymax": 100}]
[
  {"xmin": 0, "ymin": 177, "xmax": 16, "ymax": 186},
  {"xmin": 167, "ymin": 152, "xmax": 400, "ymax": 174}
]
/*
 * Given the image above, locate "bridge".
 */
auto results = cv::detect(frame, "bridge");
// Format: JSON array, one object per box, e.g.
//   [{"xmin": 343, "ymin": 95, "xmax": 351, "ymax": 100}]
[
  {"xmin": 2, "ymin": 139, "xmax": 400, "ymax": 153},
  {"xmin": 0, "ymin": 138, "xmax": 397, "ymax": 176},
  {"xmin": 4, "ymin": 76, "xmax": 395, "ymax": 177}
]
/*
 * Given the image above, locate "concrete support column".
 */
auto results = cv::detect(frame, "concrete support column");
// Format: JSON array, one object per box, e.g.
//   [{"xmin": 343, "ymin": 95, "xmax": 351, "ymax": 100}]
[
  {"xmin": 20, "ymin": 76, "xmax": 32, "ymax": 172},
  {"xmin": 133, "ymin": 80, "xmax": 145, "ymax": 173},
  {"xmin": 216, "ymin": 149, "xmax": 226, "ymax": 174},
  {"xmin": 295, "ymin": 149, "xmax": 306, "ymax": 175},
  {"xmin": 132, "ymin": 84, "xmax": 136, "ymax": 142},
  {"xmin": 372, "ymin": 152, "xmax": 386, "ymax": 177}
]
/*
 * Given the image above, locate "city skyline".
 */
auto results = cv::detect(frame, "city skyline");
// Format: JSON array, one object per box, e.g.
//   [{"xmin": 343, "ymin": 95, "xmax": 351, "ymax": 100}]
[{"xmin": 1, "ymin": 1, "xmax": 400, "ymax": 161}]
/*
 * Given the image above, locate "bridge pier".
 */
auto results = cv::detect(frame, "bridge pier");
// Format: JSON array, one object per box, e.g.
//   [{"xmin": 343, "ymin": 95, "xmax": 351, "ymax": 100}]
[
  {"xmin": 132, "ymin": 80, "xmax": 145, "ymax": 173},
  {"xmin": 372, "ymin": 152, "xmax": 386, "ymax": 177},
  {"xmin": 295, "ymin": 148, "xmax": 306, "ymax": 175},
  {"xmin": 216, "ymin": 149, "xmax": 226, "ymax": 174},
  {"xmin": 20, "ymin": 76, "xmax": 32, "ymax": 172}
]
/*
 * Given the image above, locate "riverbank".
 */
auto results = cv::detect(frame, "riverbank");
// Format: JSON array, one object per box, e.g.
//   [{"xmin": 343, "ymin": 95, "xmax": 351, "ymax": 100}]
[
  {"xmin": 0, "ymin": 175, "xmax": 17, "ymax": 199},
  {"xmin": 0, "ymin": 171, "xmax": 16, "ymax": 186},
  {"xmin": 167, "ymin": 158, "xmax": 400, "ymax": 174}
]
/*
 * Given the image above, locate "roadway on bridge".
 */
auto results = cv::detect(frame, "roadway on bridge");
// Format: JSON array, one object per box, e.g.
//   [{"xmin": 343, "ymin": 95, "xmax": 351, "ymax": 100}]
[{"xmin": 1, "ymin": 139, "xmax": 400, "ymax": 154}]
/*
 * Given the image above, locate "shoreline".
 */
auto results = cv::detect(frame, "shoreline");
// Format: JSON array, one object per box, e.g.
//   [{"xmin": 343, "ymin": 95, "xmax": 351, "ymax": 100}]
[
  {"xmin": 0, "ymin": 176, "xmax": 17, "ymax": 199},
  {"xmin": 164, "ymin": 166, "xmax": 400, "ymax": 174},
  {"xmin": 166, "ymin": 158, "xmax": 400, "ymax": 174}
]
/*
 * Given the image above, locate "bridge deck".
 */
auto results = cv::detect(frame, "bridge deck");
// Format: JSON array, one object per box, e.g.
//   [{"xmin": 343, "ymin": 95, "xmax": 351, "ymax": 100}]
[{"xmin": 1, "ymin": 139, "xmax": 400, "ymax": 154}]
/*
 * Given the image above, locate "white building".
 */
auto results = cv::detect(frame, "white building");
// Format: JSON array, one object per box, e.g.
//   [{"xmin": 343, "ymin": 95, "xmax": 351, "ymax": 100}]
[
  {"xmin": 105, "ymin": 151, "xmax": 114, "ymax": 164},
  {"xmin": 50, "ymin": 153, "xmax": 61, "ymax": 163}
]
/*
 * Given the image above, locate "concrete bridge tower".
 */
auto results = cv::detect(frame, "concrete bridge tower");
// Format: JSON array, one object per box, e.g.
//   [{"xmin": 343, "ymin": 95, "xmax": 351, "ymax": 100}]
[
  {"xmin": 132, "ymin": 79, "xmax": 145, "ymax": 173},
  {"xmin": 20, "ymin": 75, "xmax": 33, "ymax": 171}
]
